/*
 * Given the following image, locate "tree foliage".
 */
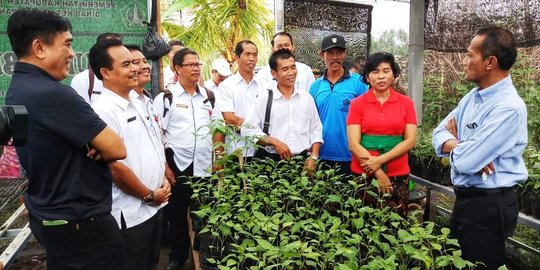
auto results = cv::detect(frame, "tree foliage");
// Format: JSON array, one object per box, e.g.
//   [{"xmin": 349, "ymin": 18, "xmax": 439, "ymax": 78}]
[
  {"xmin": 371, "ymin": 29, "xmax": 409, "ymax": 56},
  {"xmin": 162, "ymin": 0, "xmax": 274, "ymax": 64}
]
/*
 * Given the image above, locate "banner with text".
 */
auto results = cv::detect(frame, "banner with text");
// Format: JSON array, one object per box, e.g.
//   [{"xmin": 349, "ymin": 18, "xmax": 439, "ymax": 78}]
[{"xmin": 0, "ymin": 0, "xmax": 149, "ymax": 105}]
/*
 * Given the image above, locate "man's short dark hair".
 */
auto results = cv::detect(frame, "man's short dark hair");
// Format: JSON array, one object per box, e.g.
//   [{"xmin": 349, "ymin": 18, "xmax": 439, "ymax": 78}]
[
  {"xmin": 96, "ymin": 32, "xmax": 123, "ymax": 43},
  {"xmin": 7, "ymin": 8, "xmax": 72, "ymax": 58},
  {"xmin": 234, "ymin": 40, "xmax": 257, "ymax": 57},
  {"xmin": 88, "ymin": 39, "xmax": 124, "ymax": 80},
  {"xmin": 271, "ymin": 32, "xmax": 294, "ymax": 47},
  {"xmin": 124, "ymin": 44, "xmax": 142, "ymax": 53},
  {"xmin": 168, "ymin": 40, "xmax": 184, "ymax": 47},
  {"xmin": 172, "ymin": 48, "xmax": 199, "ymax": 66},
  {"xmin": 476, "ymin": 27, "xmax": 517, "ymax": 71},
  {"xmin": 362, "ymin": 52, "xmax": 401, "ymax": 85},
  {"xmin": 269, "ymin": 49, "xmax": 295, "ymax": 71}
]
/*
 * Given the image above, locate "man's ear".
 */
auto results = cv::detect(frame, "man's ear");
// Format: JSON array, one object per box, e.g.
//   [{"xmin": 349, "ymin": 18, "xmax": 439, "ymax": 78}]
[
  {"xmin": 32, "ymin": 39, "xmax": 46, "ymax": 59},
  {"xmin": 100, "ymin": 67, "xmax": 111, "ymax": 81},
  {"xmin": 486, "ymin": 56, "xmax": 498, "ymax": 71},
  {"xmin": 233, "ymin": 54, "xmax": 239, "ymax": 62},
  {"xmin": 271, "ymin": 69, "xmax": 277, "ymax": 80},
  {"xmin": 319, "ymin": 50, "xmax": 324, "ymax": 59}
]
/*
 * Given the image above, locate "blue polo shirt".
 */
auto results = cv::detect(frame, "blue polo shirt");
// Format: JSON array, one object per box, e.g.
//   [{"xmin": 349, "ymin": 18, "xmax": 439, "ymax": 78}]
[
  {"xmin": 6, "ymin": 62, "xmax": 112, "ymax": 221},
  {"xmin": 309, "ymin": 68, "xmax": 368, "ymax": 161}
]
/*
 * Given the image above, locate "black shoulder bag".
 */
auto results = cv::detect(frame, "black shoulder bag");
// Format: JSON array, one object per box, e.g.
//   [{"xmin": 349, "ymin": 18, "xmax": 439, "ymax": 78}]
[{"xmin": 253, "ymin": 89, "xmax": 273, "ymax": 159}]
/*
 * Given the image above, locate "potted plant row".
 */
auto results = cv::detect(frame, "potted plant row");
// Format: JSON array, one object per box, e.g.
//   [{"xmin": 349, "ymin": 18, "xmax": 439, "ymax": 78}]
[{"xmin": 188, "ymin": 149, "xmax": 476, "ymax": 269}]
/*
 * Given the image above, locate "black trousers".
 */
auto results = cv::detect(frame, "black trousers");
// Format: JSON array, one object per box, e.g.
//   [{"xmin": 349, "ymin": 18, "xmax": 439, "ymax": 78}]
[
  {"xmin": 29, "ymin": 212, "xmax": 122, "ymax": 270},
  {"xmin": 120, "ymin": 210, "xmax": 163, "ymax": 270},
  {"xmin": 165, "ymin": 148, "xmax": 193, "ymax": 264},
  {"xmin": 451, "ymin": 186, "xmax": 518, "ymax": 270}
]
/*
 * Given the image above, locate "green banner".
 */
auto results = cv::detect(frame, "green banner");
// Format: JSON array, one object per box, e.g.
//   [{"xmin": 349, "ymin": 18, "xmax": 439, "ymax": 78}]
[{"xmin": 0, "ymin": 0, "xmax": 149, "ymax": 105}]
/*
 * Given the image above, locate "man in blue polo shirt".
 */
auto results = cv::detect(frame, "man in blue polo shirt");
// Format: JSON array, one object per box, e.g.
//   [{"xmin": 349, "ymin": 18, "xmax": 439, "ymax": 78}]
[
  {"xmin": 6, "ymin": 8, "xmax": 126, "ymax": 270},
  {"xmin": 309, "ymin": 34, "xmax": 368, "ymax": 177}
]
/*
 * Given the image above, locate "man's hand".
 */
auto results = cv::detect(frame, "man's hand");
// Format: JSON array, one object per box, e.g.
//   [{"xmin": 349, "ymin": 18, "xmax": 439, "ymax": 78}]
[
  {"xmin": 86, "ymin": 146, "xmax": 103, "ymax": 161},
  {"xmin": 480, "ymin": 161, "xmax": 495, "ymax": 175},
  {"xmin": 165, "ymin": 164, "xmax": 175, "ymax": 186},
  {"xmin": 303, "ymin": 158, "xmax": 317, "ymax": 177},
  {"xmin": 360, "ymin": 156, "xmax": 383, "ymax": 174},
  {"xmin": 161, "ymin": 176, "xmax": 171, "ymax": 194},
  {"xmin": 445, "ymin": 117, "xmax": 458, "ymax": 139},
  {"xmin": 152, "ymin": 187, "xmax": 170, "ymax": 205},
  {"xmin": 270, "ymin": 138, "xmax": 292, "ymax": 160}
]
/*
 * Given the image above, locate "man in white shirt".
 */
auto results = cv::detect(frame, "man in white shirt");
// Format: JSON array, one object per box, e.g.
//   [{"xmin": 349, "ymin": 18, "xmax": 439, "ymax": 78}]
[
  {"xmin": 89, "ymin": 39, "xmax": 171, "ymax": 270},
  {"xmin": 71, "ymin": 32, "xmax": 122, "ymax": 104},
  {"xmin": 163, "ymin": 40, "xmax": 184, "ymax": 87},
  {"xmin": 242, "ymin": 49, "xmax": 323, "ymax": 173},
  {"xmin": 217, "ymin": 40, "xmax": 265, "ymax": 159},
  {"xmin": 204, "ymin": 58, "xmax": 232, "ymax": 92},
  {"xmin": 256, "ymin": 31, "xmax": 315, "ymax": 92},
  {"xmin": 153, "ymin": 48, "xmax": 216, "ymax": 270}
]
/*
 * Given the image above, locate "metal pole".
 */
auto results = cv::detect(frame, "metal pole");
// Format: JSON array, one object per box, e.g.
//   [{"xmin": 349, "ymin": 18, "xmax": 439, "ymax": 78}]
[
  {"xmin": 274, "ymin": 0, "xmax": 284, "ymax": 31},
  {"xmin": 407, "ymin": 0, "xmax": 425, "ymax": 125}
]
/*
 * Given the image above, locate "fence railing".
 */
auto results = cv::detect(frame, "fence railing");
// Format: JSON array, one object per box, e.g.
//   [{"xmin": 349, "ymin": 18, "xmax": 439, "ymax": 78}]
[{"xmin": 410, "ymin": 173, "xmax": 540, "ymax": 256}]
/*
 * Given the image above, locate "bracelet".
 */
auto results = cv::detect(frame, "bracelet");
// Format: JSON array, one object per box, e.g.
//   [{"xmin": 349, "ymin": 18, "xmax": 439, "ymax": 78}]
[
  {"xmin": 309, "ymin": 155, "xmax": 319, "ymax": 161},
  {"xmin": 142, "ymin": 190, "xmax": 154, "ymax": 204}
]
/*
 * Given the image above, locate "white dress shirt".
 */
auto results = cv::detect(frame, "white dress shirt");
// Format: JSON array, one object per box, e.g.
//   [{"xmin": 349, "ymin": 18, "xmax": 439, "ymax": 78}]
[
  {"xmin": 92, "ymin": 88, "xmax": 166, "ymax": 229},
  {"xmin": 204, "ymin": 79, "xmax": 218, "ymax": 93},
  {"xmin": 217, "ymin": 73, "xmax": 266, "ymax": 157},
  {"xmin": 256, "ymin": 61, "xmax": 315, "ymax": 92},
  {"xmin": 241, "ymin": 86, "xmax": 324, "ymax": 155},
  {"xmin": 71, "ymin": 69, "xmax": 104, "ymax": 104},
  {"xmin": 153, "ymin": 83, "xmax": 215, "ymax": 177}
]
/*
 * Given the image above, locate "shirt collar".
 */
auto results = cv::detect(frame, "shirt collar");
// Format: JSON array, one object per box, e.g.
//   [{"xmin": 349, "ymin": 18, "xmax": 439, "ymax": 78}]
[
  {"xmin": 231, "ymin": 72, "xmax": 260, "ymax": 87},
  {"xmin": 15, "ymin": 62, "xmax": 56, "ymax": 81},
  {"xmin": 322, "ymin": 66, "xmax": 350, "ymax": 81},
  {"xmin": 169, "ymin": 82, "xmax": 205, "ymax": 98},
  {"xmin": 474, "ymin": 75, "xmax": 512, "ymax": 103},
  {"xmin": 101, "ymin": 88, "xmax": 130, "ymax": 110},
  {"xmin": 365, "ymin": 87, "xmax": 399, "ymax": 103},
  {"xmin": 271, "ymin": 86, "xmax": 299, "ymax": 100}
]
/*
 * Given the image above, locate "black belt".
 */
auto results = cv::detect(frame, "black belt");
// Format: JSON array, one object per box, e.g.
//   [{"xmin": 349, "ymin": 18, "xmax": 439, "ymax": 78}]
[{"xmin": 453, "ymin": 186, "xmax": 515, "ymax": 198}]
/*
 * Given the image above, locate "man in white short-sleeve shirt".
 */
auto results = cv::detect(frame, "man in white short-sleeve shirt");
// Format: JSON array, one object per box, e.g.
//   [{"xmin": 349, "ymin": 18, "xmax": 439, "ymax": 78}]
[
  {"xmin": 153, "ymin": 48, "xmax": 216, "ymax": 270},
  {"xmin": 217, "ymin": 40, "xmax": 265, "ymax": 158},
  {"xmin": 256, "ymin": 31, "xmax": 315, "ymax": 92},
  {"xmin": 242, "ymin": 49, "xmax": 322, "ymax": 173},
  {"xmin": 89, "ymin": 39, "xmax": 170, "ymax": 270}
]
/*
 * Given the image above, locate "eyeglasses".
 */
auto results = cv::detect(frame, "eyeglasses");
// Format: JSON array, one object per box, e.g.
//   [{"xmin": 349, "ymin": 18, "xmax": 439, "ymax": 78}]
[{"xmin": 179, "ymin": 62, "xmax": 203, "ymax": 69}]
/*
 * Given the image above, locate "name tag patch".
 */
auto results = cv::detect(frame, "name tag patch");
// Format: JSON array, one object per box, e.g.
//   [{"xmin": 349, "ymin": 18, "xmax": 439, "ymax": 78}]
[
  {"xmin": 127, "ymin": 116, "xmax": 137, "ymax": 122},
  {"xmin": 177, "ymin": 104, "xmax": 188, "ymax": 108}
]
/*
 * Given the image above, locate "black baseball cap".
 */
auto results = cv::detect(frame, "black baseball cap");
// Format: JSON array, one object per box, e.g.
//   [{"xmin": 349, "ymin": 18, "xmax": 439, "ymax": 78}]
[{"xmin": 321, "ymin": 34, "xmax": 346, "ymax": 51}]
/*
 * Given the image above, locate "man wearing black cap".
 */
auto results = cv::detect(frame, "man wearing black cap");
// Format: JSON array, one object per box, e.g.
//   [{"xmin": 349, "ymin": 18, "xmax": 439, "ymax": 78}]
[{"xmin": 309, "ymin": 34, "xmax": 368, "ymax": 178}]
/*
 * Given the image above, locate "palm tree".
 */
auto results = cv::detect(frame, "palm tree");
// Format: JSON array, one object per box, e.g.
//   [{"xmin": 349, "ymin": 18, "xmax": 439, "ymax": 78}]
[{"xmin": 162, "ymin": 0, "xmax": 274, "ymax": 64}]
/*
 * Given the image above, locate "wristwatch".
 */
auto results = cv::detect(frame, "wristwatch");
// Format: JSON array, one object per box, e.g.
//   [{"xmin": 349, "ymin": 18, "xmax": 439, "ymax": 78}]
[
  {"xmin": 142, "ymin": 190, "xmax": 154, "ymax": 204},
  {"xmin": 309, "ymin": 155, "xmax": 319, "ymax": 161}
]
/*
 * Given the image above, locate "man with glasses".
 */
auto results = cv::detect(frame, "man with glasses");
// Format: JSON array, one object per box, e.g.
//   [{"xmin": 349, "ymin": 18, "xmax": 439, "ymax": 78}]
[{"xmin": 153, "ymin": 48, "xmax": 216, "ymax": 270}]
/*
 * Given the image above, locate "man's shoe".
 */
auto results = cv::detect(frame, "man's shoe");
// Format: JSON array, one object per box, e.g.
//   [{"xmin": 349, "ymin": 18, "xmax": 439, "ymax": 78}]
[{"xmin": 166, "ymin": 260, "xmax": 180, "ymax": 270}]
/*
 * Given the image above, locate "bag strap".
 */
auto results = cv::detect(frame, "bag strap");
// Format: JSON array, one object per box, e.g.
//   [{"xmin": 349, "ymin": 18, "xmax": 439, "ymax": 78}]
[
  {"xmin": 162, "ymin": 89, "xmax": 173, "ymax": 117},
  {"xmin": 88, "ymin": 68, "xmax": 95, "ymax": 99},
  {"xmin": 201, "ymin": 85, "xmax": 215, "ymax": 108},
  {"xmin": 262, "ymin": 89, "xmax": 273, "ymax": 135}
]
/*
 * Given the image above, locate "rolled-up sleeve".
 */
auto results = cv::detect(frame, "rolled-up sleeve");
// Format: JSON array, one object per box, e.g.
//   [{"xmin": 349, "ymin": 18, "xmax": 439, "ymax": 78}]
[
  {"xmin": 432, "ymin": 108, "xmax": 458, "ymax": 157},
  {"xmin": 449, "ymin": 107, "xmax": 520, "ymax": 174}
]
